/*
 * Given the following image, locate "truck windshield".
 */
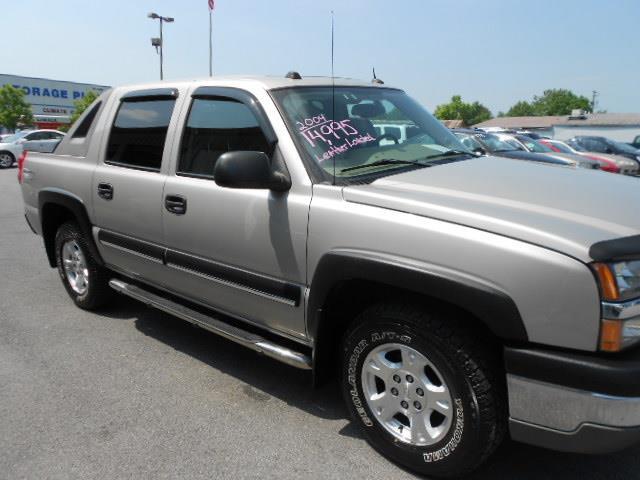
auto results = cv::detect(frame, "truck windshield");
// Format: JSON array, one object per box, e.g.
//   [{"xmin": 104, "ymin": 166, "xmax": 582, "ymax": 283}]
[{"xmin": 271, "ymin": 86, "xmax": 472, "ymax": 181}]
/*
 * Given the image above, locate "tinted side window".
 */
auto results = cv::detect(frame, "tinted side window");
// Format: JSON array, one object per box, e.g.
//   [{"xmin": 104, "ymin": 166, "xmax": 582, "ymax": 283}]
[
  {"xmin": 588, "ymin": 139, "xmax": 605, "ymax": 152},
  {"xmin": 26, "ymin": 132, "xmax": 44, "ymax": 140},
  {"xmin": 106, "ymin": 98, "xmax": 176, "ymax": 171},
  {"xmin": 178, "ymin": 98, "xmax": 269, "ymax": 178},
  {"xmin": 73, "ymin": 101, "xmax": 102, "ymax": 138}
]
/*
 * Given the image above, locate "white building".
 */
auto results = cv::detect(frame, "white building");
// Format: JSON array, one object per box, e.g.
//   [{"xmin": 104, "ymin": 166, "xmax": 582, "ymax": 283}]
[
  {"xmin": 474, "ymin": 113, "xmax": 640, "ymax": 142},
  {"xmin": 0, "ymin": 74, "xmax": 109, "ymax": 130}
]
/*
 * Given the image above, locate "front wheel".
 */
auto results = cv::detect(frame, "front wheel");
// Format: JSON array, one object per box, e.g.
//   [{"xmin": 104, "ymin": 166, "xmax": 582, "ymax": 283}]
[
  {"xmin": 341, "ymin": 302, "xmax": 506, "ymax": 478},
  {"xmin": 0, "ymin": 151, "xmax": 15, "ymax": 168}
]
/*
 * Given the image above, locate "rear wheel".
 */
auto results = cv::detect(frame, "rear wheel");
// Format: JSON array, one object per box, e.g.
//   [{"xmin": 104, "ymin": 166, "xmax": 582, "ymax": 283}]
[
  {"xmin": 341, "ymin": 302, "xmax": 506, "ymax": 478},
  {"xmin": 55, "ymin": 222, "xmax": 112, "ymax": 310},
  {"xmin": 0, "ymin": 151, "xmax": 14, "ymax": 168}
]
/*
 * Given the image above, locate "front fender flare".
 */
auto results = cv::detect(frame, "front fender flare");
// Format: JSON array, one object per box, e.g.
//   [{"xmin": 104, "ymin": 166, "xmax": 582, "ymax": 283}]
[{"xmin": 307, "ymin": 250, "xmax": 527, "ymax": 347}]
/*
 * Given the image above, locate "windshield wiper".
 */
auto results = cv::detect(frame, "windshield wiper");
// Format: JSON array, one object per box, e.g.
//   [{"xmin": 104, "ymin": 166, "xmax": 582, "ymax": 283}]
[
  {"xmin": 340, "ymin": 158, "xmax": 429, "ymax": 173},
  {"xmin": 424, "ymin": 149, "xmax": 474, "ymax": 161}
]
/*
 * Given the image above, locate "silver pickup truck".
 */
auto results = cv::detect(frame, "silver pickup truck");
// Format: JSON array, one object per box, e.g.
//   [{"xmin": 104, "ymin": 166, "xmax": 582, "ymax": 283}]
[{"xmin": 18, "ymin": 74, "xmax": 640, "ymax": 478}]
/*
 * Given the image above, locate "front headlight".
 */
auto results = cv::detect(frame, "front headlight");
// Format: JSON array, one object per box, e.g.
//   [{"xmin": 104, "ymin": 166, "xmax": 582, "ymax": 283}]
[
  {"xmin": 612, "ymin": 261, "xmax": 640, "ymax": 300},
  {"xmin": 593, "ymin": 261, "xmax": 640, "ymax": 351},
  {"xmin": 594, "ymin": 261, "xmax": 640, "ymax": 301}
]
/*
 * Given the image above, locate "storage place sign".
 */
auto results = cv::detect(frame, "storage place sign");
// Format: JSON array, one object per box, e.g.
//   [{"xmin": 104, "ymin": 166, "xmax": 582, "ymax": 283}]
[{"xmin": 0, "ymin": 74, "xmax": 109, "ymax": 116}]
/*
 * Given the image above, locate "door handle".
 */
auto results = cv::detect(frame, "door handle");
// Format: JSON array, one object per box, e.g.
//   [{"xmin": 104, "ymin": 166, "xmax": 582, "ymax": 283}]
[
  {"xmin": 97, "ymin": 182, "xmax": 114, "ymax": 200},
  {"xmin": 165, "ymin": 194, "xmax": 187, "ymax": 215}
]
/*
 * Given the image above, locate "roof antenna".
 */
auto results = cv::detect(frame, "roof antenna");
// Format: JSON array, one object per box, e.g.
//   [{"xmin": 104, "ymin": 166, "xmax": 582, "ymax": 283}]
[
  {"xmin": 372, "ymin": 67, "xmax": 384, "ymax": 85},
  {"xmin": 331, "ymin": 10, "xmax": 336, "ymax": 186}
]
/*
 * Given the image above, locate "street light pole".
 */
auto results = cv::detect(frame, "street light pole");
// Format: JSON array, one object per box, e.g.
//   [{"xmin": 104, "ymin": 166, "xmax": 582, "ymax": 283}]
[
  {"xmin": 148, "ymin": 12, "xmax": 174, "ymax": 81},
  {"xmin": 159, "ymin": 18, "xmax": 163, "ymax": 80}
]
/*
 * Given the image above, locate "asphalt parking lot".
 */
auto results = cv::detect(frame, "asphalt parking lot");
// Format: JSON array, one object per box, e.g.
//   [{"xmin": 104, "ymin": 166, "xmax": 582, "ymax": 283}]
[{"xmin": 1, "ymin": 167, "xmax": 639, "ymax": 480}]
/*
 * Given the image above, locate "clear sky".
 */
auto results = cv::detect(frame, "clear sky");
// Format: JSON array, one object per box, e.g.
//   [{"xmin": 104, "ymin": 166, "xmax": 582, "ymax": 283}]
[{"xmin": 4, "ymin": 0, "xmax": 639, "ymax": 114}]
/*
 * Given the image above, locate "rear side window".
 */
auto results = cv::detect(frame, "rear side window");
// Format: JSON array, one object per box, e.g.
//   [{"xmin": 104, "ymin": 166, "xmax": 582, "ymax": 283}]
[
  {"xmin": 72, "ymin": 101, "xmax": 102, "ymax": 139},
  {"xmin": 106, "ymin": 98, "xmax": 176, "ymax": 171},
  {"xmin": 178, "ymin": 98, "xmax": 269, "ymax": 178}
]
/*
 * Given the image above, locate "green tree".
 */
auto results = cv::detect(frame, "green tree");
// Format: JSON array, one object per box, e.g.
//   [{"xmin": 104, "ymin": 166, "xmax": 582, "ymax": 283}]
[
  {"xmin": 531, "ymin": 89, "xmax": 591, "ymax": 115},
  {"xmin": 62, "ymin": 90, "xmax": 100, "ymax": 131},
  {"xmin": 0, "ymin": 84, "xmax": 34, "ymax": 131},
  {"xmin": 504, "ymin": 100, "xmax": 535, "ymax": 117},
  {"xmin": 434, "ymin": 95, "xmax": 492, "ymax": 126},
  {"xmin": 504, "ymin": 89, "xmax": 592, "ymax": 117}
]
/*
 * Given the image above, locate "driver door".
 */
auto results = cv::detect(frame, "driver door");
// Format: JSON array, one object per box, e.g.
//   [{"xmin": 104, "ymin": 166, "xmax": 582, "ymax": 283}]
[{"xmin": 160, "ymin": 87, "xmax": 311, "ymax": 342}]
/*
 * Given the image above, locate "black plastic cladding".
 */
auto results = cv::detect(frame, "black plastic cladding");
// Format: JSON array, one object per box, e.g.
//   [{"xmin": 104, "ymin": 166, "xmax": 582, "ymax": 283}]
[
  {"xmin": 308, "ymin": 251, "xmax": 528, "ymax": 343},
  {"xmin": 589, "ymin": 234, "xmax": 640, "ymax": 262}
]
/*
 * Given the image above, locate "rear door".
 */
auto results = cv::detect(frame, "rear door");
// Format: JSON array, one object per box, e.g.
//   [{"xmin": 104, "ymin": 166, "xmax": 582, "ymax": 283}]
[
  {"xmin": 92, "ymin": 88, "xmax": 181, "ymax": 282},
  {"xmin": 160, "ymin": 87, "xmax": 311, "ymax": 342}
]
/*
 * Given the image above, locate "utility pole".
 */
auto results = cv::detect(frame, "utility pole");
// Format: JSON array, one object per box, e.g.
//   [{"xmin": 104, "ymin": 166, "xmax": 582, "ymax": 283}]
[
  {"xmin": 591, "ymin": 90, "xmax": 599, "ymax": 113},
  {"xmin": 148, "ymin": 12, "xmax": 174, "ymax": 80},
  {"xmin": 208, "ymin": 0, "xmax": 215, "ymax": 76}
]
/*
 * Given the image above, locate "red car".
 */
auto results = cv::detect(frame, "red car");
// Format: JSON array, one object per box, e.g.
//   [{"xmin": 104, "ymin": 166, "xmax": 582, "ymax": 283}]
[{"xmin": 539, "ymin": 139, "xmax": 619, "ymax": 173}]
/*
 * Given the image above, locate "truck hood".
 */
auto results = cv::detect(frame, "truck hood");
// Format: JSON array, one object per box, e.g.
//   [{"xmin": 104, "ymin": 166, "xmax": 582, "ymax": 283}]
[{"xmin": 343, "ymin": 156, "xmax": 640, "ymax": 261}]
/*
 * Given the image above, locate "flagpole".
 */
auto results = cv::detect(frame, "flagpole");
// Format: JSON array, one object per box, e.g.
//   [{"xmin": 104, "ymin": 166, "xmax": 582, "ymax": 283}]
[{"xmin": 208, "ymin": 7, "xmax": 213, "ymax": 76}]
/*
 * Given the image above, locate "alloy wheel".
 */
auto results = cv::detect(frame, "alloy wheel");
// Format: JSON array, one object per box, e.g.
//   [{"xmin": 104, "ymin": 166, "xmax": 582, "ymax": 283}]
[{"xmin": 361, "ymin": 343, "xmax": 454, "ymax": 446}]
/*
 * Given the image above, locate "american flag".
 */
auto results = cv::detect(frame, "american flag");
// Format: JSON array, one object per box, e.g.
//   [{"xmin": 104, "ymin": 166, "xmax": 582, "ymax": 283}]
[{"xmin": 208, "ymin": 0, "xmax": 215, "ymax": 10}]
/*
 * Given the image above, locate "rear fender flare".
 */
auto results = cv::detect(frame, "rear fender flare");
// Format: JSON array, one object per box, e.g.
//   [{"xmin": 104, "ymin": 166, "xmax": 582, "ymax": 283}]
[{"xmin": 38, "ymin": 189, "xmax": 104, "ymax": 267}]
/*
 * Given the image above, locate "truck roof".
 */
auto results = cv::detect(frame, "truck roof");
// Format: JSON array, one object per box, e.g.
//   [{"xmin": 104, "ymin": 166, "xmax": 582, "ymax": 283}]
[{"xmin": 109, "ymin": 75, "xmax": 395, "ymax": 94}]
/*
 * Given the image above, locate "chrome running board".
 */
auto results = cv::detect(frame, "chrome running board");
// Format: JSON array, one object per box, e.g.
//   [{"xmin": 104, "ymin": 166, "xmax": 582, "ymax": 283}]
[{"xmin": 108, "ymin": 279, "xmax": 312, "ymax": 370}]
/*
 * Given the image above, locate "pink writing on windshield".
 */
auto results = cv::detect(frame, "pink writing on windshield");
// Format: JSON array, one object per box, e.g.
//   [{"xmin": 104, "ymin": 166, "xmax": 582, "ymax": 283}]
[
  {"xmin": 296, "ymin": 114, "xmax": 376, "ymax": 162},
  {"xmin": 297, "ymin": 115, "xmax": 359, "ymax": 147},
  {"xmin": 313, "ymin": 133, "xmax": 376, "ymax": 163}
]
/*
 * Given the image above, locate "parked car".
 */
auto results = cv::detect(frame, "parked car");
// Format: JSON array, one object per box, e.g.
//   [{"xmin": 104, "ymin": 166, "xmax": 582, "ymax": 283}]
[
  {"xmin": 373, "ymin": 123, "xmax": 421, "ymax": 146},
  {"xmin": 515, "ymin": 130, "xmax": 548, "ymax": 140},
  {"xmin": 568, "ymin": 136, "xmax": 640, "ymax": 165},
  {"xmin": 539, "ymin": 139, "xmax": 620, "ymax": 174},
  {"xmin": 452, "ymin": 129, "xmax": 570, "ymax": 166},
  {"xmin": 0, "ymin": 131, "xmax": 29, "ymax": 168},
  {"xmin": 23, "ymin": 130, "xmax": 65, "ymax": 153},
  {"xmin": 540, "ymin": 139, "xmax": 639, "ymax": 175},
  {"xmin": 18, "ymin": 75, "xmax": 640, "ymax": 478},
  {"xmin": 629, "ymin": 135, "xmax": 640, "ymax": 149},
  {"xmin": 501, "ymin": 134, "xmax": 601, "ymax": 170},
  {"xmin": 0, "ymin": 129, "xmax": 65, "ymax": 168}
]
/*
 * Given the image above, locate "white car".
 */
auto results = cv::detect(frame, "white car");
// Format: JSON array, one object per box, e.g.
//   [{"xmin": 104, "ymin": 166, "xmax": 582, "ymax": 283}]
[{"xmin": 0, "ymin": 129, "xmax": 65, "ymax": 168}]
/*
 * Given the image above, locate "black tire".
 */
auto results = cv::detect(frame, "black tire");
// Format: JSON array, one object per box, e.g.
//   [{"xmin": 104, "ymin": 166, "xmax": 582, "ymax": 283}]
[
  {"xmin": 0, "ymin": 151, "xmax": 15, "ymax": 169},
  {"xmin": 341, "ymin": 301, "xmax": 506, "ymax": 478},
  {"xmin": 54, "ymin": 222, "xmax": 112, "ymax": 310}
]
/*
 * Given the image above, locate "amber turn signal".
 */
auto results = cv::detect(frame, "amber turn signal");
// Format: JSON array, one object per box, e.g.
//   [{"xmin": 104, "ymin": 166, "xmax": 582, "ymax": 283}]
[
  {"xmin": 600, "ymin": 319, "xmax": 624, "ymax": 352},
  {"xmin": 592, "ymin": 263, "xmax": 619, "ymax": 301}
]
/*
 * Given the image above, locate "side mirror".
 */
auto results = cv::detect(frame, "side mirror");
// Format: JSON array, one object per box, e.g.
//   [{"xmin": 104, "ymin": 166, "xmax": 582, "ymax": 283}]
[{"xmin": 214, "ymin": 151, "xmax": 291, "ymax": 191}]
